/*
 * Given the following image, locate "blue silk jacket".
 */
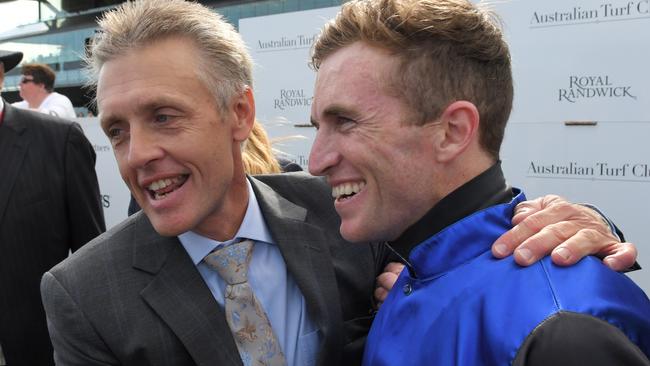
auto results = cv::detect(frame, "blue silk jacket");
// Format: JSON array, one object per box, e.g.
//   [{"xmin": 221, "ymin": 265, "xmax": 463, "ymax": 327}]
[{"xmin": 363, "ymin": 190, "xmax": 650, "ymax": 365}]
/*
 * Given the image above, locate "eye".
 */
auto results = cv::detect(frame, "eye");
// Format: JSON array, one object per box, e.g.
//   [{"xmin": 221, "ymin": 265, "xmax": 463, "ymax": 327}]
[
  {"xmin": 106, "ymin": 126, "xmax": 127, "ymax": 146},
  {"xmin": 337, "ymin": 116, "xmax": 356, "ymax": 130},
  {"xmin": 107, "ymin": 127, "xmax": 122, "ymax": 138},
  {"xmin": 154, "ymin": 114, "xmax": 170, "ymax": 123},
  {"xmin": 310, "ymin": 118, "xmax": 320, "ymax": 130}
]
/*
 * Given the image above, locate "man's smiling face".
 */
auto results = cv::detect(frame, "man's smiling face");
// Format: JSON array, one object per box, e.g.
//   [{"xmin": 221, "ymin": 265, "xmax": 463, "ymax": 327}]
[
  {"xmin": 309, "ymin": 42, "xmax": 441, "ymax": 243},
  {"xmin": 98, "ymin": 37, "xmax": 251, "ymax": 239}
]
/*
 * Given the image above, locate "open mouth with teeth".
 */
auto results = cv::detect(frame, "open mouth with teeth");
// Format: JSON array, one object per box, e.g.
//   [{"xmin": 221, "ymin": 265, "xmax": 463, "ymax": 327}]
[
  {"xmin": 146, "ymin": 175, "xmax": 189, "ymax": 200},
  {"xmin": 332, "ymin": 182, "xmax": 366, "ymax": 202}
]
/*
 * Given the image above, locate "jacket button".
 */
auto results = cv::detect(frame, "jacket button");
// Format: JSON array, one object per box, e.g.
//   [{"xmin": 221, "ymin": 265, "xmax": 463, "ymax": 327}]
[{"xmin": 403, "ymin": 283, "xmax": 413, "ymax": 295}]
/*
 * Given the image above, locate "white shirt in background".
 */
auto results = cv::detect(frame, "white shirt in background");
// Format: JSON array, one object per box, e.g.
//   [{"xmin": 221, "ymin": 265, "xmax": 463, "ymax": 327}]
[{"xmin": 13, "ymin": 92, "xmax": 76, "ymax": 119}]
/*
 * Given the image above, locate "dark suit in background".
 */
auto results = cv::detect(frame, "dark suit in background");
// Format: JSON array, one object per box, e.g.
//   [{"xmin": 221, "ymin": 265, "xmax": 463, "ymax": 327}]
[
  {"xmin": 0, "ymin": 101, "xmax": 106, "ymax": 365},
  {"xmin": 41, "ymin": 174, "xmax": 375, "ymax": 365}
]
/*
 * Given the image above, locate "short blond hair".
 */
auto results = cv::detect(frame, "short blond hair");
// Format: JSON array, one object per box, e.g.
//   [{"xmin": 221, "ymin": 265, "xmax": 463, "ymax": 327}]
[
  {"xmin": 312, "ymin": 0, "xmax": 513, "ymax": 159},
  {"xmin": 87, "ymin": 0, "xmax": 253, "ymax": 111}
]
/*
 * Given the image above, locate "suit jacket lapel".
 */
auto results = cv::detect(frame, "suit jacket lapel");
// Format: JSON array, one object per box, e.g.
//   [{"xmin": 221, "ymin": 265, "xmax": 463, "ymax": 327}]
[
  {"xmin": 132, "ymin": 215, "xmax": 243, "ymax": 366},
  {"xmin": 0, "ymin": 102, "xmax": 29, "ymax": 225},
  {"xmin": 250, "ymin": 177, "xmax": 344, "ymax": 365}
]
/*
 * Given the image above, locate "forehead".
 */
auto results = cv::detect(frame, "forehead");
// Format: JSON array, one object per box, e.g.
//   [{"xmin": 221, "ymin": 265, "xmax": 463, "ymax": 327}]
[
  {"xmin": 98, "ymin": 38, "xmax": 199, "ymax": 91},
  {"xmin": 96, "ymin": 38, "xmax": 207, "ymax": 115},
  {"xmin": 312, "ymin": 42, "xmax": 405, "ymax": 116},
  {"xmin": 316, "ymin": 43, "xmax": 398, "ymax": 99}
]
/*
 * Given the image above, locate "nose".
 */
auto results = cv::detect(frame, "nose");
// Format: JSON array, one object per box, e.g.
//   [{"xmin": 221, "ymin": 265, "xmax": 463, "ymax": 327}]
[
  {"xmin": 308, "ymin": 129, "xmax": 341, "ymax": 176},
  {"xmin": 126, "ymin": 125, "xmax": 163, "ymax": 169}
]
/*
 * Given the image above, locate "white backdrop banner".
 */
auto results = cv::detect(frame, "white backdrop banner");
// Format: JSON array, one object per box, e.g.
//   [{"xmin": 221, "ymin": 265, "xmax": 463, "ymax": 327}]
[
  {"xmin": 77, "ymin": 117, "xmax": 130, "ymax": 229},
  {"xmin": 240, "ymin": 6, "xmax": 340, "ymax": 166},
  {"xmin": 495, "ymin": 0, "xmax": 650, "ymax": 292},
  {"xmin": 239, "ymin": 2, "xmax": 650, "ymax": 292}
]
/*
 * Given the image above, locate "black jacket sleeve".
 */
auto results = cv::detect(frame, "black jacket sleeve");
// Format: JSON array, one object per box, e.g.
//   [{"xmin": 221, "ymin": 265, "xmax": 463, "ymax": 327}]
[
  {"xmin": 513, "ymin": 311, "xmax": 650, "ymax": 366},
  {"xmin": 64, "ymin": 122, "xmax": 106, "ymax": 251}
]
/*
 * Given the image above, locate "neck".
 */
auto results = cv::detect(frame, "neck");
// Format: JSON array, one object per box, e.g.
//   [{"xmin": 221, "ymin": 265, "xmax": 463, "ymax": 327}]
[
  {"xmin": 28, "ymin": 91, "xmax": 49, "ymax": 109},
  {"xmin": 199, "ymin": 174, "xmax": 250, "ymax": 242},
  {"xmin": 433, "ymin": 151, "xmax": 496, "ymax": 204},
  {"xmin": 387, "ymin": 161, "xmax": 510, "ymax": 259}
]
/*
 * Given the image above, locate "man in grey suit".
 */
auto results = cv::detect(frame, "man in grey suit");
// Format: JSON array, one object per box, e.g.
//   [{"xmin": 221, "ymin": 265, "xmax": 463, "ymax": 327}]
[
  {"xmin": 39, "ymin": 1, "xmax": 637, "ymax": 365},
  {"xmin": 0, "ymin": 50, "xmax": 105, "ymax": 366},
  {"xmin": 41, "ymin": 2, "xmax": 376, "ymax": 364}
]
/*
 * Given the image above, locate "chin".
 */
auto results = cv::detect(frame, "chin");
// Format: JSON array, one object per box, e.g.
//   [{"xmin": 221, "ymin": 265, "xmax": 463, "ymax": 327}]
[
  {"xmin": 148, "ymin": 216, "xmax": 189, "ymax": 238},
  {"xmin": 341, "ymin": 221, "xmax": 401, "ymax": 244},
  {"xmin": 340, "ymin": 224, "xmax": 374, "ymax": 244}
]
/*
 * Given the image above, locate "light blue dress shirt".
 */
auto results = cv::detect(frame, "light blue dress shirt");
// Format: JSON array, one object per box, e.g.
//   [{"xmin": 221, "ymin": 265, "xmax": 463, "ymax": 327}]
[{"xmin": 178, "ymin": 179, "xmax": 320, "ymax": 366}]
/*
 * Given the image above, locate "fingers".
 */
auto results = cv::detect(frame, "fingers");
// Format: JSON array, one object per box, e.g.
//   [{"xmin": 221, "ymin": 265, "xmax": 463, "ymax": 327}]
[
  {"xmin": 493, "ymin": 201, "xmax": 573, "ymax": 259},
  {"xmin": 374, "ymin": 286, "xmax": 390, "ymax": 305},
  {"xmin": 374, "ymin": 272, "xmax": 398, "ymax": 307},
  {"xmin": 546, "ymin": 227, "xmax": 617, "ymax": 266},
  {"xmin": 511, "ymin": 221, "xmax": 579, "ymax": 266},
  {"xmin": 494, "ymin": 194, "xmax": 636, "ymax": 270},
  {"xmin": 511, "ymin": 194, "xmax": 563, "ymax": 225},
  {"xmin": 602, "ymin": 242, "xmax": 638, "ymax": 271},
  {"xmin": 375, "ymin": 269, "xmax": 401, "ymax": 292},
  {"xmin": 374, "ymin": 262, "xmax": 405, "ymax": 307},
  {"xmin": 494, "ymin": 194, "xmax": 619, "ymax": 266},
  {"xmin": 383, "ymin": 262, "xmax": 405, "ymax": 276},
  {"xmin": 511, "ymin": 197, "xmax": 544, "ymax": 225}
]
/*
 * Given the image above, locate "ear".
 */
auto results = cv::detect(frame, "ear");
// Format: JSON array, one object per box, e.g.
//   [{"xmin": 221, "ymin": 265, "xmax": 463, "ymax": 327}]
[
  {"xmin": 231, "ymin": 86, "xmax": 256, "ymax": 142},
  {"xmin": 433, "ymin": 100, "xmax": 480, "ymax": 163}
]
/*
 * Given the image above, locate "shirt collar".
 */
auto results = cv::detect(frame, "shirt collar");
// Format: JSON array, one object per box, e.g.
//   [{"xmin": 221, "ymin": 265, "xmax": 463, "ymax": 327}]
[
  {"xmin": 388, "ymin": 162, "xmax": 512, "ymax": 259},
  {"xmin": 409, "ymin": 188, "xmax": 525, "ymax": 279},
  {"xmin": 178, "ymin": 177, "xmax": 275, "ymax": 265}
]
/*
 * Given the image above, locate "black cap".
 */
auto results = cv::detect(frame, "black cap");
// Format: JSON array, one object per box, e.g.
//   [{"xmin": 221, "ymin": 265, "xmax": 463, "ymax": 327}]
[{"xmin": 0, "ymin": 50, "xmax": 24, "ymax": 72}]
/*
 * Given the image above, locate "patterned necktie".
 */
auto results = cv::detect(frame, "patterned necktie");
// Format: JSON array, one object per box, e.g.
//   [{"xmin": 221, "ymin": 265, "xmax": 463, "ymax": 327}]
[{"xmin": 204, "ymin": 240, "xmax": 287, "ymax": 366}]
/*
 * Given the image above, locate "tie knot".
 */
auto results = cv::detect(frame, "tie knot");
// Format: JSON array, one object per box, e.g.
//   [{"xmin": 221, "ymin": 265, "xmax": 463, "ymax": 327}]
[{"xmin": 204, "ymin": 240, "xmax": 253, "ymax": 285}]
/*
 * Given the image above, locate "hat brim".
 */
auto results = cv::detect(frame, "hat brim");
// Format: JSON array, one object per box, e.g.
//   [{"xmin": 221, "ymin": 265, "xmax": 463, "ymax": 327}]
[{"xmin": 0, "ymin": 50, "xmax": 24, "ymax": 72}]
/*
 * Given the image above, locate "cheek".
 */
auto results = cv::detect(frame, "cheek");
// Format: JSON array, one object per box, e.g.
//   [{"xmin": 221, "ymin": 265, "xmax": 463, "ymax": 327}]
[{"xmin": 113, "ymin": 151, "xmax": 136, "ymax": 182}]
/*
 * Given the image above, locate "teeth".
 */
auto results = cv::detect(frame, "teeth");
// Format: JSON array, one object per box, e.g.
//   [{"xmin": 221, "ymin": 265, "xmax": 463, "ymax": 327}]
[
  {"xmin": 154, "ymin": 191, "xmax": 170, "ymax": 200},
  {"xmin": 332, "ymin": 182, "xmax": 366, "ymax": 199},
  {"xmin": 145, "ymin": 176, "xmax": 188, "ymax": 201},
  {"xmin": 147, "ymin": 177, "xmax": 180, "ymax": 191}
]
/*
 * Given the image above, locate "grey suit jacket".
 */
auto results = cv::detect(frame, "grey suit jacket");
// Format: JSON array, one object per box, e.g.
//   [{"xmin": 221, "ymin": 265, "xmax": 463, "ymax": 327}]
[
  {"xmin": 41, "ymin": 173, "xmax": 376, "ymax": 366},
  {"xmin": 0, "ymin": 100, "xmax": 105, "ymax": 366}
]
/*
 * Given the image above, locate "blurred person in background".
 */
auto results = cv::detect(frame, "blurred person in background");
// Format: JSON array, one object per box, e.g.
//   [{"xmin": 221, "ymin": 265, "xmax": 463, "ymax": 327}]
[
  {"xmin": 0, "ymin": 49, "xmax": 105, "ymax": 366},
  {"xmin": 13, "ymin": 63, "xmax": 76, "ymax": 120}
]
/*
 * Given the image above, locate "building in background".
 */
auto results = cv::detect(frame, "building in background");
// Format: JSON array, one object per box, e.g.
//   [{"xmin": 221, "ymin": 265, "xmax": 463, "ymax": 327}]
[{"xmin": 0, "ymin": 0, "xmax": 342, "ymax": 114}]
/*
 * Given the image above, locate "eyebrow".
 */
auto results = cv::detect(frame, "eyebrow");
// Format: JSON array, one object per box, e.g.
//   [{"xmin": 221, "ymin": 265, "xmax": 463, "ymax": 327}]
[
  {"xmin": 99, "ymin": 113, "xmax": 121, "ymax": 131},
  {"xmin": 311, "ymin": 103, "xmax": 362, "ymax": 128},
  {"xmin": 99, "ymin": 97, "xmax": 187, "ymax": 128},
  {"xmin": 322, "ymin": 104, "xmax": 354, "ymax": 118}
]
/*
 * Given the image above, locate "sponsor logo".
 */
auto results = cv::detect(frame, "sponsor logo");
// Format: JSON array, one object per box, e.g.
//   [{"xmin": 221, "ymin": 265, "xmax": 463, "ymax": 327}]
[
  {"xmin": 558, "ymin": 75, "xmax": 636, "ymax": 103},
  {"xmin": 273, "ymin": 88, "xmax": 313, "ymax": 110},
  {"xmin": 530, "ymin": 1, "xmax": 649, "ymax": 26},
  {"xmin": 258, "ymin": 33, "xmax": 319, "ymax": 51},
  {"xmin": 528, "ymin": 161, "xmax": 650, "ymax": 180}
]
